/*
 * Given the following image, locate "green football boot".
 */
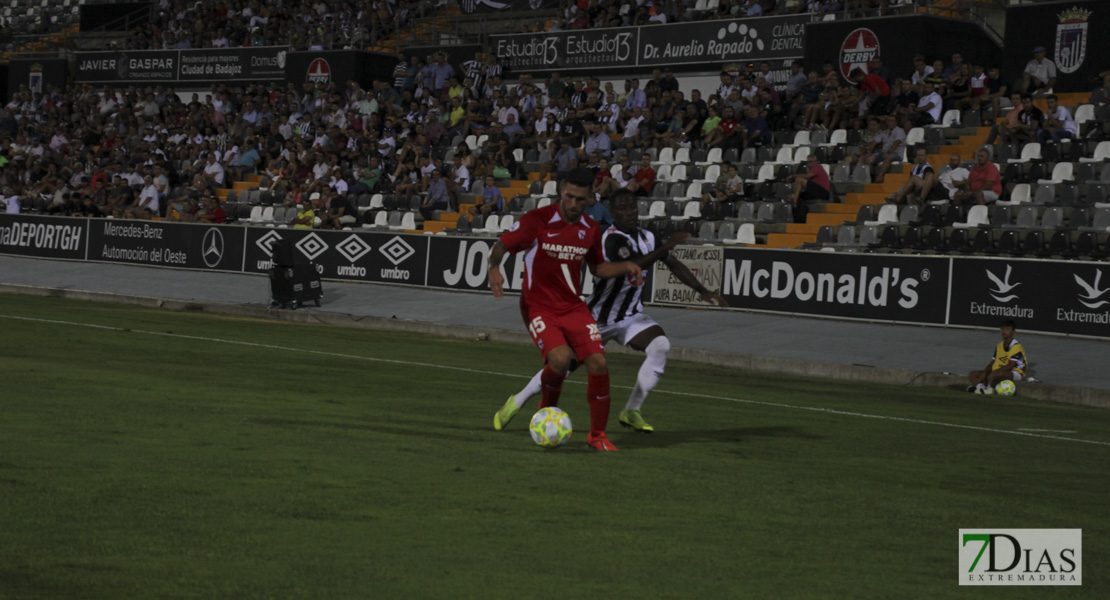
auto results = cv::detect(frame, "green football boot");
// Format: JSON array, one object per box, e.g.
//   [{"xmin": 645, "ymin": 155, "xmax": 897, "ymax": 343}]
[
  {"xmin": 618, "ymin": 409, "xmax": 654, "ymax": 433},
  {"xmin": 493, "ymin": 395, "xmax": 520, "ymax": 431}
]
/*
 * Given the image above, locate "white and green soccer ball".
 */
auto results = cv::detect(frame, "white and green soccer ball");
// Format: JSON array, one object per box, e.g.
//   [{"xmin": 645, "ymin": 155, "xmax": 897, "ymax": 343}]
[
  {"xmin": 995, "ymin": 380, "xmax": 1017, "ymax": 396},
  {"xmin": 529, "ymin": 407, "xmax": 573, "ymax": 448}
]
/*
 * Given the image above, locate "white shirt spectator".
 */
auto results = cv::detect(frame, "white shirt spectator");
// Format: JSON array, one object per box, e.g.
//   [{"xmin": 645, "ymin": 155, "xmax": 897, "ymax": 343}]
[
  {"xmin": 204, "ymin": 160, "xmax": 226, "ymax": 185},
  {"xmin": 918, "ymin": 91, "xmax": 943, "ymax": 121},
  {"xmin": 622, "ymin": 114, "xmax": 644, "ymax": 140},
  {"xmin": 1024, "ymin": 57, "xmax": 1057, "ymax": 84},
  {"xmin": 313, "ymin": 161, "xmax": 330, "ymax": 180},
  {"xmin": 939, "ymin": 166, "xmax": 970, "ymax": 199},
  {"xmin": 911, "ymin": 66, "xmax": 935, "ymax": 86},
  {"xmin": 1046, "ymin": 105, "xmax": 1077, "ymax": 135},
  {"xmin": 455, "ymin": 164, "xmax": 470, "ymax": 191},
  {"xmin": 2, "ymin": 194, "xmax": 20, "ymax": 213},
  {"xmin": 139, "ymin": 184, "xmax": 160, "ymax": 211}
]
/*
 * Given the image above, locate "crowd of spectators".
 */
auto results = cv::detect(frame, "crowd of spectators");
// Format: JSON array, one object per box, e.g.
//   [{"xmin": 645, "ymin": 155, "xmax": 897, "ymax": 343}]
[
  {"xmin": 545, "ymin": 0, "xmax": 911, "ymax": 31},
  {"xmin": 0, "ymin": 33, "xmax": 1104, "ymax": 231},
  {"xmin": 112, "ymin": 0, "xmax": 441, "ymax": 51}
]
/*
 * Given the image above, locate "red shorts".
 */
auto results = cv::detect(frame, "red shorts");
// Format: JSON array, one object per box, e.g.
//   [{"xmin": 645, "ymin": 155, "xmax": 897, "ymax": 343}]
[{"xmin": 519, "ymin": 297, "xmax": 604, "ymax": 361}]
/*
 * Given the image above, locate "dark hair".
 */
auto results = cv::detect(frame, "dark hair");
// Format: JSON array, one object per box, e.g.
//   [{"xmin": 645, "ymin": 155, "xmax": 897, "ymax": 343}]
[
  {"xmin": 610, "ymin": 189, "xmax": 636, "ymax": 208},
  {"xmin": 563, "ymin": 167, "xmax": 594, "ymax": 189},
  {"xmin": 849, "ymin": 68, "xmax": 864, "ymax": 79},
  {"xmin": 1001, "ymin": 320, "xmax": 1016, "ymax": 328}
]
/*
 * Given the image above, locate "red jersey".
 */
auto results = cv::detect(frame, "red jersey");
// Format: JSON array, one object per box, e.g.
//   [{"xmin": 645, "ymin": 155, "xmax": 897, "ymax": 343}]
[
  {"xmin": 861, "ymin": 73, "xmax": 890, "ymax": 97},
  {"xmin": 499, "ymin": 203, "xmax": 603, "ymax": 313},
  {"xmin": 634, "ymin": 165, "xmax": 656, "ymax": 193}
]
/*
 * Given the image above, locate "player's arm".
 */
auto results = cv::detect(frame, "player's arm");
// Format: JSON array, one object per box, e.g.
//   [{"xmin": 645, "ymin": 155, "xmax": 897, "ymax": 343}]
[
  {"xmin": 487, "ymin": 241, "xmax": 508, "ymax": 299},
  {"xmin": 632, "ymin": 231, "xmax": 690, "ymax": 268},
  {"xmin": 592, "ymin": 260, "xmax": 642, "ymax": 285},
  {"xmin": 663, "ymin": 253, "xmax": 728, "ymax": 307}
]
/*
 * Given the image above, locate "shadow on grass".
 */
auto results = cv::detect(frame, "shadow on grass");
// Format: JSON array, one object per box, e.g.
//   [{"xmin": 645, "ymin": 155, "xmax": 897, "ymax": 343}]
[{"xmin": 615, "ymin": 425, "xmax": 823, "ymax": 450}]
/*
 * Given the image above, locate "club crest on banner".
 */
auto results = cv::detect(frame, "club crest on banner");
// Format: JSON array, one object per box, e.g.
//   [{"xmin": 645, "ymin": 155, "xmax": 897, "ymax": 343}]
[{"xmin": 1054, "ymin": 7, "xmax": 1091, "ymax": 74}]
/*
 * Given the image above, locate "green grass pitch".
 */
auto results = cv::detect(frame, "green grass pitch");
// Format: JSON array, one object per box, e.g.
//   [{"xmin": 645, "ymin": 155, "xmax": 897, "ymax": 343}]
[{"xmin": 0, "ymin": 294, "xmax": 1106, "ymax": 599}]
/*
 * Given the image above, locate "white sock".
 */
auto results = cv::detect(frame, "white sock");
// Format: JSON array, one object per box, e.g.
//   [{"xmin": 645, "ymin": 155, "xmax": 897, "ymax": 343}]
[
  {"xmin": 514, "ymin": 369, "xmax": 544, "ymax": 409},
  {"xmin": 976, "ymin": 383, "xmax": 987, "ymax": 390},
  {"xmin": 626, "ymin": 336, "xmax": 671, "ymax": 411}
]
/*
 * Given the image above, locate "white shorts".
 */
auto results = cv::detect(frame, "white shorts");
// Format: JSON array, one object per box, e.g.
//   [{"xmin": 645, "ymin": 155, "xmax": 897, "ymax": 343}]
[
  {"xmin": 1011, "ymin": 371, "xmax": 1023, "ymax": 382},
  {"xmin": 981, "ymin": 190, "xmax": 999, "ymax": 203},
  {"xmin": 598, "ymin": 312, "xmax": 660, "ymax": 347}
]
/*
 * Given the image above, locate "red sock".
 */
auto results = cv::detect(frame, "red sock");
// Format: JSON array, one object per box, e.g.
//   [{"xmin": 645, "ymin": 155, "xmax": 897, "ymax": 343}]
[
  {"xmin": 538, "ymin": 365, "xmax": 565, "ymax": 409},
  {"xmin": 587, "ymin": 371, "xmax": 611, "ymax": 435}
]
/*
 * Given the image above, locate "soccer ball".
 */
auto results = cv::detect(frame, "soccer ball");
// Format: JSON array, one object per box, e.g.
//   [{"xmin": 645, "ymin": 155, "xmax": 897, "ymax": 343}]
[
  {"xmin": 995, "ymin": 380, "xmax": 1017, "ymax": 396},
  {"xmin": 529, "ymin": 407, "xmax": 573, "ymax": 448}
]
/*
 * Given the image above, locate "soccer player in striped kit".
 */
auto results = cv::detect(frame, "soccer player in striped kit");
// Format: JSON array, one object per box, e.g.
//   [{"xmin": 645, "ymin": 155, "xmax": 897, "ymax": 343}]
[{"xmin": 494, "ymin": 189, "xmax": 727, "ymax": 434}]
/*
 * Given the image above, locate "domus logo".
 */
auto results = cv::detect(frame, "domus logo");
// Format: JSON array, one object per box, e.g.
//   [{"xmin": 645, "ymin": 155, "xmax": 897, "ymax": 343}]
[{"xmin": 959, "ymin": 529, "xmax": 1081, "ymax": 586}]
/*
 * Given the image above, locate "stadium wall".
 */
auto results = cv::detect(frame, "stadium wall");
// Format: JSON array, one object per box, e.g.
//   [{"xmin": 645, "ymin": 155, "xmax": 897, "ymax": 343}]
[
  {"xmin": 804, "ymin": 15, "xmax": 1000, "ymax": 85},
  {"xmin": 3, "ymin": 214, "xmax": 1107, "ymax": 339},
  {"xmin": 1002, "ymin": 0, "xmax": 1105, "ymax": 94}
]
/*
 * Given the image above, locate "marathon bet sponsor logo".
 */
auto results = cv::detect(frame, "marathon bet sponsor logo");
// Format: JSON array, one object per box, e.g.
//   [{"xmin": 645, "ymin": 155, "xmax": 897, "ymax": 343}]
[
  {"xmin": 379, "ymin": 235, "xmax": 415, "ymax": 280},
  {"xmin": 722, "ymin": 259, "xmax": 923, "ymax": 308},
  {"xmin": 1058, "ymin": 268, "xmax": 1110, "ymax": 323},
  {"xmin": 296, "ymin": 233, "xmax": 328, "ymax": 261},
  {"xmin": 973, "ymin": 264, "xmax": 1034, "ymax": 318},
  {"xmin": 959, "ymin": 529, "xmax": 1081, "ymax": 586}
]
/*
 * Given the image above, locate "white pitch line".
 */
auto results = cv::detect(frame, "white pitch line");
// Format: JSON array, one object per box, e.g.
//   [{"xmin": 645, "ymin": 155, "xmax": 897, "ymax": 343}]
[
  {"xmin": 1018, "ymin": 428, "xmax": 1078, "ymax": 433},
  {"xmin": 4, "ymin": 313, "xmax": 1110, "ymax": 448}
]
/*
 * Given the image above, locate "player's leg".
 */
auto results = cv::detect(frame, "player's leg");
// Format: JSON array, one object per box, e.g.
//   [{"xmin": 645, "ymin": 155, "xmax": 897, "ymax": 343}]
[
  {"xmin": 563, "ymin": 307, "xmax": 617, "ymax": 451},
  {"xmin": 621, "ymin": 321, "xmax": 670, "ymax": 432},
  {"xmin": 581, "ymin": 352, "xmax": 617, "ymax": 451}
]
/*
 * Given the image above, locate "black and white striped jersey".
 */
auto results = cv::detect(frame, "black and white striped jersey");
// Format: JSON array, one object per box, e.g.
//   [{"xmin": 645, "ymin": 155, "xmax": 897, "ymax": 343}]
[{"xmin": 587, "ymin": 226, "xmax": 663, "ymax": 326}]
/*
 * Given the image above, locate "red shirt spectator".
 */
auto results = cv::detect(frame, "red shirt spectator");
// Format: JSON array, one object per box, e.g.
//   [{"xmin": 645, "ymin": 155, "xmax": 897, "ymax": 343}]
[{"xmin": 969, "ymin": 161, "xmax": 1001, "ymax": 196}]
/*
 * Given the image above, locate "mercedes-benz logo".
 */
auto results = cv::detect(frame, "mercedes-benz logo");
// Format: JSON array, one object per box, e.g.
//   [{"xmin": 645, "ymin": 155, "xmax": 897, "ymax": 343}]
[{"xmin": 202, "ymin": 227, "xmax": 225, "ymax": 268}]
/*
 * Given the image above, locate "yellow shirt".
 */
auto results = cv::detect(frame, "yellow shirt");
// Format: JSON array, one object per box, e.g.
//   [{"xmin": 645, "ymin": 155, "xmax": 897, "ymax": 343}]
[
  {"xmin": 449, "ymin": 105, "xmax": 465, "ymax": 127},
  {"xmin": 991, "ymin": 339, "xmax": 1028, "ymax": 374},
  {"xmin": 295, "ymin": 209, "xmax": 314, "ymax": 229}
]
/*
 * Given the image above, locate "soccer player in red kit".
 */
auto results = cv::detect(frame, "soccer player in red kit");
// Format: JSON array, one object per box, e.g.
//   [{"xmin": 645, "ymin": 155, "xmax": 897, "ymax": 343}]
[{"xmin": 487, "ymin": 167, "xmax": 642, "ymax": 451}]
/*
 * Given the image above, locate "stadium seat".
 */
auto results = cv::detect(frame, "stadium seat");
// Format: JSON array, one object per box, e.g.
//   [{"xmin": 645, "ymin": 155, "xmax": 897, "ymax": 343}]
[
  {"xmin": 1008, "ymin": 143, "xmax": 1042, "ymax": 164},
  {"xmin": 248, "ymin": 205, "xmax": 264, "ymax": 224},
  {"xmin": 924, "ymin": 226, "xmax": 947, "ymax": 252},
  {"xmin": 1074, "ymin": 104, "xmax": 1095, "ymax": 128},
  {"xmin": 998, "ymin": 183, "xmax": 1031, "ymax": 207},
  {"xmin": 654, "ymin": 147, "xmax": 675, "ymax": 167},
  {"xmin": 673, "ymin": 200, "xmax": 702, "ymax": 221},
  {"xmin": 1047, "ymin": 230, "xmax": 1073, "ymax": 257},
  {"xmin": 698, "ymin": 164, "xmax": 720, "ymax": 184},
  {"xmin": 542, "ymin": 180, "xmax": 558, "ymax": 196},
  {"xmin": 831, "ymin": 164, "xmax": 852, "ymax": 184},
  {"xmin": 832, "ymin": 225, "xmax": 857, "ymax": 247},
  {"xmin": 1078, "ymin": 208, "xmax": 1110, "ymax": 232},
  {"xmin": 722, "ymin": 222, "xmax": 756, "ymax": 244},
  {"xmin": 655, "ymin": 164, "xmax": 673, "ymax": 182},
  {"xmin": 938, "ymin": 109, "xmax": 961, "ymax": 128},
  {"xmin": 1079, "ymin": 141, "xmax": 1110, "ymax": 164},
  {"xmin": 851, "ymin": 165, "xmax": 872, "ymax": 184},
  {"xmin": 753, "ymin": 164, "xmax": 776, "ymax": 183},
  {"xmin": 1039, "ymin": 162, "xmax": 1073, "ymax": 184},
  {"xmin": 729, "ymin": 202, "xmax": 756, "ymax": 223},
  {"xmin": 953, "ymin": 205, "xmax": 989, "ymax": 229},
  {"xmin": 641, "ymin": 200, "xmax": 666, "ymax": 222},
  {"xmin": 697, "ymin": 147, "xmax": 723, "ymax": 166},
  {"xmin": 696, "ymin": 221, "xmax": 715, "ymax": 239},
  {"xmin": 1002, "ymin": 205, "xmax": 1037, "ymax": 229},
  {"xmin": 1037, "ymin": 206, "xmax": 1063, "ymax": 230},
  {"xmin": 674, "ymin": 147, "xmax": 691, "ymax": 164},
  {"xmin": 671, "ymin": 164, "xmax": 688, "ymax": 182},
  {"xmin": 783, "ymin": 131, "xmax": 810, "ymax": 149},
  {"xmin": 905, "ymin": 127, "xmax": 925, "ymax": 147},
  {"xmin": 1032, "ymin": 184, "xmax": 1054, "ymax": 205},
  {"xmin": 898, "ymin": 204, "xmax": 919, "ymax": 224},
  {"xmin": 714, "ymin": 221, "xmax": 735, "ymax": 243},
  {"xmin": 990, "ymin": 205, "xmax": 1014, "ymax": 227},
  {"xmin": 537, "ymin": 197, "xmax": 552, "ymax": 208},
  {"xmin": 864, "ymin": 204, "xmax": 898, "ymax": 226}
]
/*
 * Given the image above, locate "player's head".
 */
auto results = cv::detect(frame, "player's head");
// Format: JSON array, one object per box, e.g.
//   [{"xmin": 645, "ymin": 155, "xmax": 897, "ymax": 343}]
[
  {"xmin": 1000, "ymin": 319, "xmax": 1016, "ymax": 340},
  {"xmin": 559, "ymin": 167, "xmax": 594, "ymax": 223},
  {"xmin": 611, "ymin": 189, "xmax": 638, "ymax": 232}
]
